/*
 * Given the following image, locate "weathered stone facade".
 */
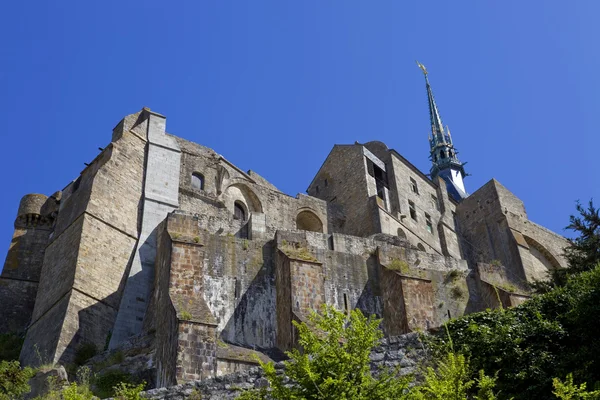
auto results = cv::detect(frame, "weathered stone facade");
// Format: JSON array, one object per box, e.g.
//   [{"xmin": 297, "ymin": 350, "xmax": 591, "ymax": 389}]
[{"xmin": 0, "ymin": 107, "xmax": 568, "ymax": 388}]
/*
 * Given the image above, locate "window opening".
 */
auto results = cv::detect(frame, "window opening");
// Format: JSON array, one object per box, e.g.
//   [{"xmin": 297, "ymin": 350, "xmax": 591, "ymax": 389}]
[
  {"xmin": 373, "ymin": 164, "xmax": 388, "ymax": 202},
  {"xmin": 410, "ymin": 178, "xmax": 419, "ymax": 194},
  {"xmin": 440, "ymin": 151, "xmax": 446, "ymax": 159},
  {"xmin": 324, "ymin": 179, "xmax": 328, "ymax": 187},
  {"xmin": 425, "ymin": 213, "xmax": 433, "ymax": 234},
  {"xmin": 431, "ymin": 194, "xmax": 439, "ymax": 211},
  {"xmin": 343, "ymin": 293, "xmax": 349, "ymax": 315},
  {"xmin": 191, "ymin": 173, "xmax": 204, "ymax": 190},
  {"xmin": 409, "ymin": 201, "xmax": 417, "ymax": 221},
  {"xmin": 234, "ymin": 201, "xmax": 246, "ymax": 221}
]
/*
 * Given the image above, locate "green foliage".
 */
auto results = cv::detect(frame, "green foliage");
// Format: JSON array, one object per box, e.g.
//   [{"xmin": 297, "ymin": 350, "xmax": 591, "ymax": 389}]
[
  {"xmin": 93, "ymin": 370, "xmax": 134, "ymax": 399},
  {"xmin": 74, "ymin": 343, "xmax": 97, "ymax": 366},
  {"xmin": 57, "ymin": 382, "xmax": 95, "ymax": 400},
  {"xmin": 180, "ymin": 311, "xmax": 193, "ymax": 321},
  {"xmin": 436, "ymin": 266, "xmax": 600, "ymax": 399},
  {"xmin": 409, "ymin": 353, "xmax": 497, "ymax": 400},
  {"xmin": 536, "ymin": 199, "xmax": 600, "ymax": 289},
  {"xmin": 113, "ymin": 381, "xmax": 146, "ymax": 400},
  {"xmin": 0, "ymin": 334, "xmax": 24, "ymax": 362},
  {"xmin": 242, "ymin": 305, "xmax": 412, "ymax": 399},
  {"xmin": 0, "ymin": 360, "xmax": 34, "ymax": 400},
  {"xmin": 553, "ymin": 373, "xmax": 600, "ymax": 400}
]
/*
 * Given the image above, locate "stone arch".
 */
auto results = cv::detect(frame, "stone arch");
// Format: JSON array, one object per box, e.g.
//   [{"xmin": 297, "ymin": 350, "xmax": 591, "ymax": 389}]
[
  {"xmin": 296, "ymin": 210, "xmax": 324, "ymax": 233},
  {"xmin": 223, "ymin": 183, "xmax": 263, "ymax": 213},
  {"xmin": 523, "ymin": 235, "xmax": 562, "ymax": 281},
  {"xmin": 397, "ymin": 227, "xmax": 407, "ymax": 240}
]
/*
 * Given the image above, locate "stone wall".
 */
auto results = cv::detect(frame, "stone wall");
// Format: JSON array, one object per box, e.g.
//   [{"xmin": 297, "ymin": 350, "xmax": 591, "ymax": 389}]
[
  {"xmin": 21, "ymin": 113, "xmax": 147, "ymax": 366},
  {"xmin": 142, "ymin": 332, "xmax": 427, "ymax": 400}
]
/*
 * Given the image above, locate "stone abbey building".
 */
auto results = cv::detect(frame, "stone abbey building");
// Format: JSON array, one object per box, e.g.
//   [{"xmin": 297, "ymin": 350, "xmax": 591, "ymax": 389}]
[{"xmin": 0, "ymin": 68, "xmax": 568, "ymax": 387}]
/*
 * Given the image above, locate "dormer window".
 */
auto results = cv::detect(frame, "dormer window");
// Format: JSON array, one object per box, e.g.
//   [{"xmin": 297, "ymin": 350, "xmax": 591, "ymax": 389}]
[{"xmin": 191, "ymin": 173, "xmax": 204, "ymax": 190}]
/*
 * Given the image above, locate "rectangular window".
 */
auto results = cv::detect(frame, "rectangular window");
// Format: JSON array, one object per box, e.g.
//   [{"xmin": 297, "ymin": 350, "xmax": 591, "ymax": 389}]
[
  {"xmin": 410, "ymin": 177, "xmax": 419, "ymax": 194},
  {"xmin": 409, "ymin": 200, "xmax": 417, "ymax": 221},
  {"xmin": 431, "ymin": 194, "xmax": 439, "ymax": 211},
  {"xmin": 426, "ymin": 213, "xmax": 433, "ymax": 234}
]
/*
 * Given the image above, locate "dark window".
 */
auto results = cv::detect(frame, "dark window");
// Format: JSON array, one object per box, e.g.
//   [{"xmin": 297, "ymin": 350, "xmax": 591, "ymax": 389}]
[
  {"xmin": 440, "ymin": 151, "xmax": 446, "ymax": 159},
  {"xmin": 234, "ymin": 201, "xmax": 246, "ymax": 221},
  {"xmin": 324, "ymin": 179, "xmax": 328, "ymax": 187},
  {"xmin": 410, "ymin": 178, "xmax": 419, "ymax": 194},
  {"xmin": 343, "ymin": 293, "xmax": 350, "ymax": 315},
  {"xmin": 431, "ymin": 194, "xmax": 439, "ymax": 211},
  {"xmin": 425, "ymin": 213, "xmax": 433, "ymax": 234},
  {"xmin": 373, "ymin": 164, "xmax": 388, "ymax": 202},
  {"xmin": 409, "ymin": 201, "xmax": 417, "ymax": 221},
  {"xmin": 191, "ymin": 173, "xmax": 204, "ymax": 190},
  {"xmin": 315, "ymin": 185, "xmax": 320, "ymax": 194}
]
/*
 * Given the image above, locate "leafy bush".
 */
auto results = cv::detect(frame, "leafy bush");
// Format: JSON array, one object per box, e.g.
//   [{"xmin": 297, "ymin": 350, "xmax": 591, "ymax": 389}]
[
  {"xmin": 113, "ymin": 381, "xmax": 146, "ymax": 400},
  {"xmin": 435, "ymin": 265, "xmax": 600, "ymax": 399},
  {"xmin": 93, "ymin": 370, "xmax": 134, "ymax": 399},
  {"xmin": 240, "ymin": 305, "xmax": 412, "ymax": 399},
  {"xmin": 0, "ymin": 360, "xmax": 34, "ymax": 400}
]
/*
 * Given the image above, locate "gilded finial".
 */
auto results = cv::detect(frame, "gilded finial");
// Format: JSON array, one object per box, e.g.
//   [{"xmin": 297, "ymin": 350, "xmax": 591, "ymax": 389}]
[{"xmin": 416, "ymin": 61, "xmax": 428, "ymax": 76}]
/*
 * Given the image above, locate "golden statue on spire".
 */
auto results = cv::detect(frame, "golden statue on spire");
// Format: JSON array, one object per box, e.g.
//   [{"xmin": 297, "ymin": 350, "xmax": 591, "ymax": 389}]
[{"xmin": 416, "ymin": 60, "xmax": 428, "ymax": 76}]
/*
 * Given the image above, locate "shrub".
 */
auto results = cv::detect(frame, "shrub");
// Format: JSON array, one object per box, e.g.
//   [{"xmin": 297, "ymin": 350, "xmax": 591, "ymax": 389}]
[
  {"xmin": 113, "ymin": 381, "xmax": 146, "ymax": 400},
  {"xmin": 0, "ymin": 360, "xmax": 34, "ymax": 400},
  {"xmin": 94, "ymin": 370, "xmax": 134, "ymax": 399},
  {"xmin": 435, "ymin": 266, "xmax": 600, "ymax": 399}
]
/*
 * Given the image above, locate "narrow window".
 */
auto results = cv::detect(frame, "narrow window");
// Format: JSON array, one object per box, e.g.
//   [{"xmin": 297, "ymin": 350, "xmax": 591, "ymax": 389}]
[
  {"xmin": 234, "ymin": 201, "xmax": 246, "ymax": 221},
  {"xmin": 343, "ymin": 293, "xmax": 349, "ymax": 315},
  {"xmin": 409, "ymin": 201, "xmax": 417, "ymax": 221},
  {"xmin": 374, "ymin": 165, "xmax": 388, "ymax": 202},
  {"xmin": 324, "ymin": 179, "xmax": 328, "ymax": 187},
  {"xmin": 315, "ymin": 185, "xmax": 320, "ymax": 194},
  {"xmin": 425, "ymin": 213, "xmax": 433, "ymax": 234},
  {"xmin": 410, "ymin": 178, "xmax": 419, "ymax": 194},
  {"xmin": 191, "ymin": 173, "xmax": 204, "ymax": 190},
  {"xmin": 431, "ymin": 194, "xmax": 439, "ymax": 211},
  {"xmin": 440, "ymin": 151, "xmax": 446, "ymax": 159}
]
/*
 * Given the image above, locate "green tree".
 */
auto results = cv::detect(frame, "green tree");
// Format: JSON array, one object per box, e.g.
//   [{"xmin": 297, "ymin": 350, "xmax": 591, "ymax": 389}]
[
  {"xmin": 241, "ymin": 305, "xmax": 412, "ymax": 399},
  {"xmin": 553, "ymin": 373, "xmax": 600, "ymax": 400},
  {"xmin": 543, "ymin": 199, "xmax": 600, "ymax": 288},
  {"xmin": 409, "ymin": 353, "xmax": 497, "ymax": 400},
  {"xmin": 0, "ymin": 360, "xmax": 34, "ymax": 400}
]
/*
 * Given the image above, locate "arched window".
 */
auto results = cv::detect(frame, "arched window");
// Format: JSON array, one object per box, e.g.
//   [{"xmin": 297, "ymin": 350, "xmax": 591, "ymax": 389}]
[
  {"xmin": 397, "ymin": 228, "xmax": 407, "ymax": 240},
  {"xmin": 449, "ymin": 150, "xmax": 454, "ymax": 158},
  {"xmin": 234, "ymin": 201, "xmax": 247, "ymax": 221},
  {"xmin": 417, "ymin": 243, "xmax": 426, "ymax": 252},
  {"xmin": 191, "ymin": 173, "xmax": 204, "ymax": 190},
  {"xmin": 440, "ymin": 151, "xmax": 446, "ymax": 159}
]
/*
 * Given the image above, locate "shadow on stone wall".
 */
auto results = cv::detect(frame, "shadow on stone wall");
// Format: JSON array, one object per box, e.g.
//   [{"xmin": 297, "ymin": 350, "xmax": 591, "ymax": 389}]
[{"xmin": 219, "ymin": 241, "xmax": 279, "ymax": 358}]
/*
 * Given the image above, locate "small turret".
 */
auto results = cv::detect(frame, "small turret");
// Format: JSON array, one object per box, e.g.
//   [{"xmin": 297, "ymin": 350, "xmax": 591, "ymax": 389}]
[{"xmin": 417, "ymin": 62, "xmax": 468, "ymax": 201}]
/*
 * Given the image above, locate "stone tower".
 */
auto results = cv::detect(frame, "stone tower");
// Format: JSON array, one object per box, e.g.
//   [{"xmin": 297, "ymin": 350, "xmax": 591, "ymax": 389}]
[{"xmin": 417, "ymin": 62, "xmax": 468, "ymax": 201}]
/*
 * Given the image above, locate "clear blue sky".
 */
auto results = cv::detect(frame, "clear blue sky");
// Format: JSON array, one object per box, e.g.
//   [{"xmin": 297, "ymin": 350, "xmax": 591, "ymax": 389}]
[{"xmin": 1, "ymin": 2, "xmax": 598, "ymax": 269}]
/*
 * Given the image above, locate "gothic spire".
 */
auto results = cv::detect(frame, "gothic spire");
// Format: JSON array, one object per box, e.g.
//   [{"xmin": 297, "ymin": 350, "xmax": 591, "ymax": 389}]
[{"xmin": 416, "ymin": 62, "xmax": 468, "ymax": 201}]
